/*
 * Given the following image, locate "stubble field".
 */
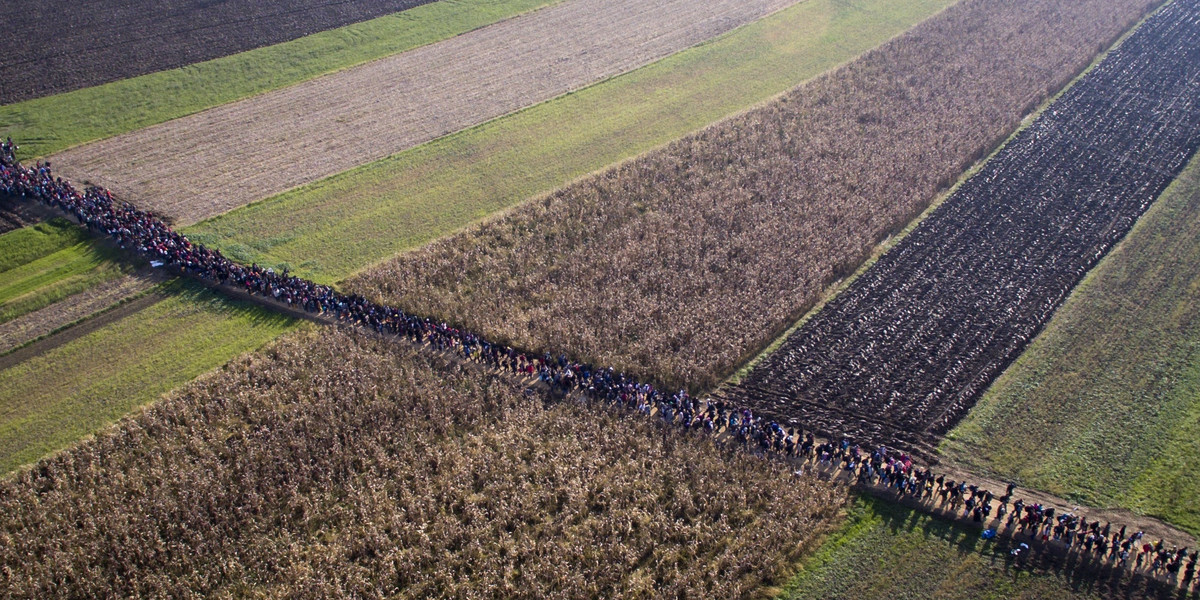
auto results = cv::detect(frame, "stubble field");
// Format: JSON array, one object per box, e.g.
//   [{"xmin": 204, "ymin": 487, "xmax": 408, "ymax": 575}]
[
  {"xmin": 50, "ymin": 0, "xmax": 800, "ymax": 225},
  {"xmin": 350, "ymin": 0, "xmax": 1158, "ymax": 392}
]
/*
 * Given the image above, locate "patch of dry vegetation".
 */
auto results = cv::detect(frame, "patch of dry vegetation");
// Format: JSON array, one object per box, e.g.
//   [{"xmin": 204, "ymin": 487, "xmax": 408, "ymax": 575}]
[
  {"xmin": 0, "ymin": 328, "xmax": 845, "ymax": 598},
  {"xmin": 351, "ymin": 0, "xmax": 1158, "ymax": 391}
]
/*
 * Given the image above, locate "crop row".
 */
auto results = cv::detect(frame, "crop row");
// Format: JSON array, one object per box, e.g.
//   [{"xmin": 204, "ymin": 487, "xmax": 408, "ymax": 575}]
[
  {"xmin": 0, "ymin": 328, "xmax": 844, "ymax": 597},
  {"xmin": 350, "ymin": 0, "xmax": 1159, "ymax": 392},
  {"xmin": 728, "ymin": 0, "xmax": 1200, "ymax": 451}
]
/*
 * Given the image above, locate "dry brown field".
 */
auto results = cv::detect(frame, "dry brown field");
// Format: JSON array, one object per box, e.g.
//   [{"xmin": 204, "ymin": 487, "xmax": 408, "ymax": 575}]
[
  {"xmin": 350, "ymin": 0, "xmax": 1159, "ymax": 392},
  {"xmin": 0, "ymin": 328, "xmax": 845, "ymax": 598},
  {"xmin": 51, "ymin": 0, "xmax": 799, "ymax": 225}
]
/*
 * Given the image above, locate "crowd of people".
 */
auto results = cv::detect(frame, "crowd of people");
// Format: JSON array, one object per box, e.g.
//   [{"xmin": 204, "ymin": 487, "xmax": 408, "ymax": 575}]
[
  {"xmin": 2, "ymin": 139, "xmax": 1194, "ymax": 591},
  {"xmin": 806, "ymin": 439, "xmax": 1197, "ymax": 587}
]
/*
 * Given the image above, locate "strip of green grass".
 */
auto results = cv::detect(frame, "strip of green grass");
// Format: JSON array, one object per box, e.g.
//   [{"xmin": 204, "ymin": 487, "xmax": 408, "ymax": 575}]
[
  {"xmin": 776, "ymin": 496, "xmax": 1135, "ymax": 600},
  {"xmin": 185, "ymin": 0, "xmax": 957, "ymax": 285},
  {"xmin": 942, "ymin": 154, "xmax": 1200, "ymax": 536},
  {"xmin": 0, "ymin": 240, "xmax": 130, "ymax": 323},
  {"xmin": 0, "ymin": 0, "xmax": 559, "ymax": 160},
  {"xmin": 0, "ymin": 219, "xmax": 86, "ymax": 272},
  {"xmin": 0, "ymin": 280, "xmax": 301, "ymax": 474}
]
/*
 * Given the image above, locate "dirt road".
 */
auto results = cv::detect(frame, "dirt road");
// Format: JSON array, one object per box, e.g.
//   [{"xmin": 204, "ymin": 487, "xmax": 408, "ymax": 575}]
[{"xmin": 52, "ymin": 0, "xmax": 799, "ymax": 225}]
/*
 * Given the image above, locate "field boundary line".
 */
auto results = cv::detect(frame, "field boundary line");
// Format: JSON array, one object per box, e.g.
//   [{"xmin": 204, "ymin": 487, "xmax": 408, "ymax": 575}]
[{"xmin": 722, "ymin": 0, "xmax": 1176, "ymax": 389}]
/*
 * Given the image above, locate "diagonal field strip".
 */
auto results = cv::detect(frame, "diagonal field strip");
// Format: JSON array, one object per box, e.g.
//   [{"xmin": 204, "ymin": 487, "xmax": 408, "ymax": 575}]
[
  {"xmin": 728, "ymin": 0, "xmax": 1200, "ymax": 449},
  {"xmin": 347, "ymin": 0, "xmax": 1160, "ymax": 392},
  {"xmin": 0, "ymin": 0, "xmax": 563, "ymax": 161},
  {"xmin": 51, "ymin": 0, "xmax": 800, "ymax": 225},
  {"xmin": 941, "ymin": 155, "xmax": 1200, "ymax": 533},
  {"xmin": 183, "ymin": 0, "xmax": 959, "ymax": 284},
  {"xmin": 0, "ymin": 0, "xmax": 441, "ymax": 104}
]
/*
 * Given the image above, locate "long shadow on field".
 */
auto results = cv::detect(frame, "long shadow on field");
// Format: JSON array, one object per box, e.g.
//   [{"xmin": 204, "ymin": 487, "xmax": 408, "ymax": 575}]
[{"xmin": 866, "ymin": 495, "xmax": 1192, "ymax": 599}]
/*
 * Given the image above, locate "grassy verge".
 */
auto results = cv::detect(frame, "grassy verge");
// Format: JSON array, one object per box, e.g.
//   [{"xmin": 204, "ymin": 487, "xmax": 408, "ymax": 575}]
[
  {"xmin": 776, "ymin": 495, "xmax": 1146, "ymax": 600},
  {"xmin": 0, "ymin": 0, "xmax": 559, "ymax": 160},
  {"xmin": 185, "ymin": 0, "xmax": 957, "ymax": 284},
  {"xmin": 0, "ymin": 220, "xmax": 131, "ymax": 323},
  {"xmin": 942, "ymin": 153, "xmax": 1200, "ymax": 536},
  {"xmin": 0, "ymin": 242, "xmax": 128, "ymax": 323},
  {"xmin": 0, "ymin": 280, "xmax": 301, "ymax": 473},
  {"xmin": 0, "ymin": 218, "xmax": 86, "ymax": 272}
]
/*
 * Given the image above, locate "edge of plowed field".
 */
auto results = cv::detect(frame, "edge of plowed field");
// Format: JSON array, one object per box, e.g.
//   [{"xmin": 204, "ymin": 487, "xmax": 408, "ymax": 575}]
[
  {"xmin": 0, "ymin": 0, "xmax": 562, "ymax": 160},
  {"xmin": 940, "ymin": 149, "xmax": 1200, "ymax": 536},
  {"xmin": 0, "ymin": 0, "xmax": 954, "ymax": 477},
  {"xmin": 722, "ymin": 0, "xmax": 1170, "ymax": 389},
  {"xmin": 184, "ymin": 0, "xmax": 960, "ymax": 284}
]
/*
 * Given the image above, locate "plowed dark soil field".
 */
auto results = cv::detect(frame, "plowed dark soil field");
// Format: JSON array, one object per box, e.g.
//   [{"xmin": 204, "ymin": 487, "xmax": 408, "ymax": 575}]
[
  {"xmin": 728, "ymin": 0, "xmax": 1200, "ymax": 455},
  {"xmin": 0, "ymin": 0, "xmax": 439, "ymax": 104}
]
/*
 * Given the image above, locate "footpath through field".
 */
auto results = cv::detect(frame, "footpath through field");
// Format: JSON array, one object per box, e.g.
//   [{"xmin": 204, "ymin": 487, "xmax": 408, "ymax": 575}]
[
  {"xmin": 4, "ymin": 143, "xmax": 1197, "ymax": 593},
  {"xmin": 50, "ymin": 0, "xmax": 800, "ymax": 225}
]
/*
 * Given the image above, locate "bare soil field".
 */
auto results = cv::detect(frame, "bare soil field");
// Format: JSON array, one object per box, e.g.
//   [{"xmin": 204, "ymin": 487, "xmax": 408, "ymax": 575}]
[
  {"xmin": 0, "ymin": 0, "xmax": 441, "ymax": 104},
  {"xmin": 0, "ymin": 328, "xmax": 845, "ymax": 597},
  {"xmin": 51, "ymin": 0, "xmax": 799, "ymax": 226},
  {"xmin": 727, "ymin": 0, "xmax": 1200, "ymax": 452},
  {"xmin": 0, "ymin": 273, "xmax": 157, "ymax": 355},
  {"xmin": 351, "ymin": 0, "xmax": 1159, "ymax": 392}
]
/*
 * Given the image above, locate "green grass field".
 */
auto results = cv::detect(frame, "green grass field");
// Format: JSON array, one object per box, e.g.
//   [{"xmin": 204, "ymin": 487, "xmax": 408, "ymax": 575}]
[
  {"xmin": 942, "ymin": 155, "xmax": 1200, "ymax": 536},
  {"xmin": 0, "ymin": 0, "xmax": 558, "ymax": 160},
  {"xmin": 776, "ymin": 496, "xmax": 1157, "ymax": 600},
  {"xmin": 0, "ymin": 281, "xmax": 300, "ymax": 473},
  {"xmin": 0, "ymin": 219, "xmax": 86, "ymax": 271},
  {"xmin": 185, "ymin": 0, "xmax": 957, "ymax": 285},
  {"xmin": 0, "ymin": 220, "xmax": 130, "ymax": 323}
]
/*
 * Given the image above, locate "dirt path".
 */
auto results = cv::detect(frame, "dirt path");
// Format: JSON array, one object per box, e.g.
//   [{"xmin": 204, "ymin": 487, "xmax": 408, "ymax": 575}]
[
  {"xmin": 0, "ymin": 290, "xmax": 164, "ymax": 371},
  {"xmin": 0, "ymin": 273, "xmax": 160, "ymax": 354},
  {"xmin": 928, "ymin": 462, "xmax": 1198, "ymax": 549},
  {"xmin": 51, "ymin": 0, "xmax": 800, "ymax": 226}
]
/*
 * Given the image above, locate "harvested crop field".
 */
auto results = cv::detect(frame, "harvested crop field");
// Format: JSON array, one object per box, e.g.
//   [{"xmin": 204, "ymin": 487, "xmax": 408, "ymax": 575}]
[
  {"xmin": 0, "ymin": 0, "xmax": 440, "ymax": 104},
  {"xmin": 942, "ymin": 153, "xmax": 1200, "ymax": 535},
  {"xmin": 51, "ymin": 0, "xmax": 800, "ymax": 225},
  {"xmin": 185, "ymin": 0, "xmax": 957, "ymax": 284},
  {"xmin": 350, "ymin": 0, "xmax": 1158, "ymax": 392},
  {"xmin": 0, "ymin": 328, "xmax": 846, "ymax": 598},
  {"xmin": 727, "ymin": 0, "xmax": 1200, "ymax": 452}
]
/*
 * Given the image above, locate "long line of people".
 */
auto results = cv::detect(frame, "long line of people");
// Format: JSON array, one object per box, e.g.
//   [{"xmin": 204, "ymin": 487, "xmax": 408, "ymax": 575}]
[{"xmin": 2, "ymin": 139, "xmax": 1193, "ymax": 591}]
